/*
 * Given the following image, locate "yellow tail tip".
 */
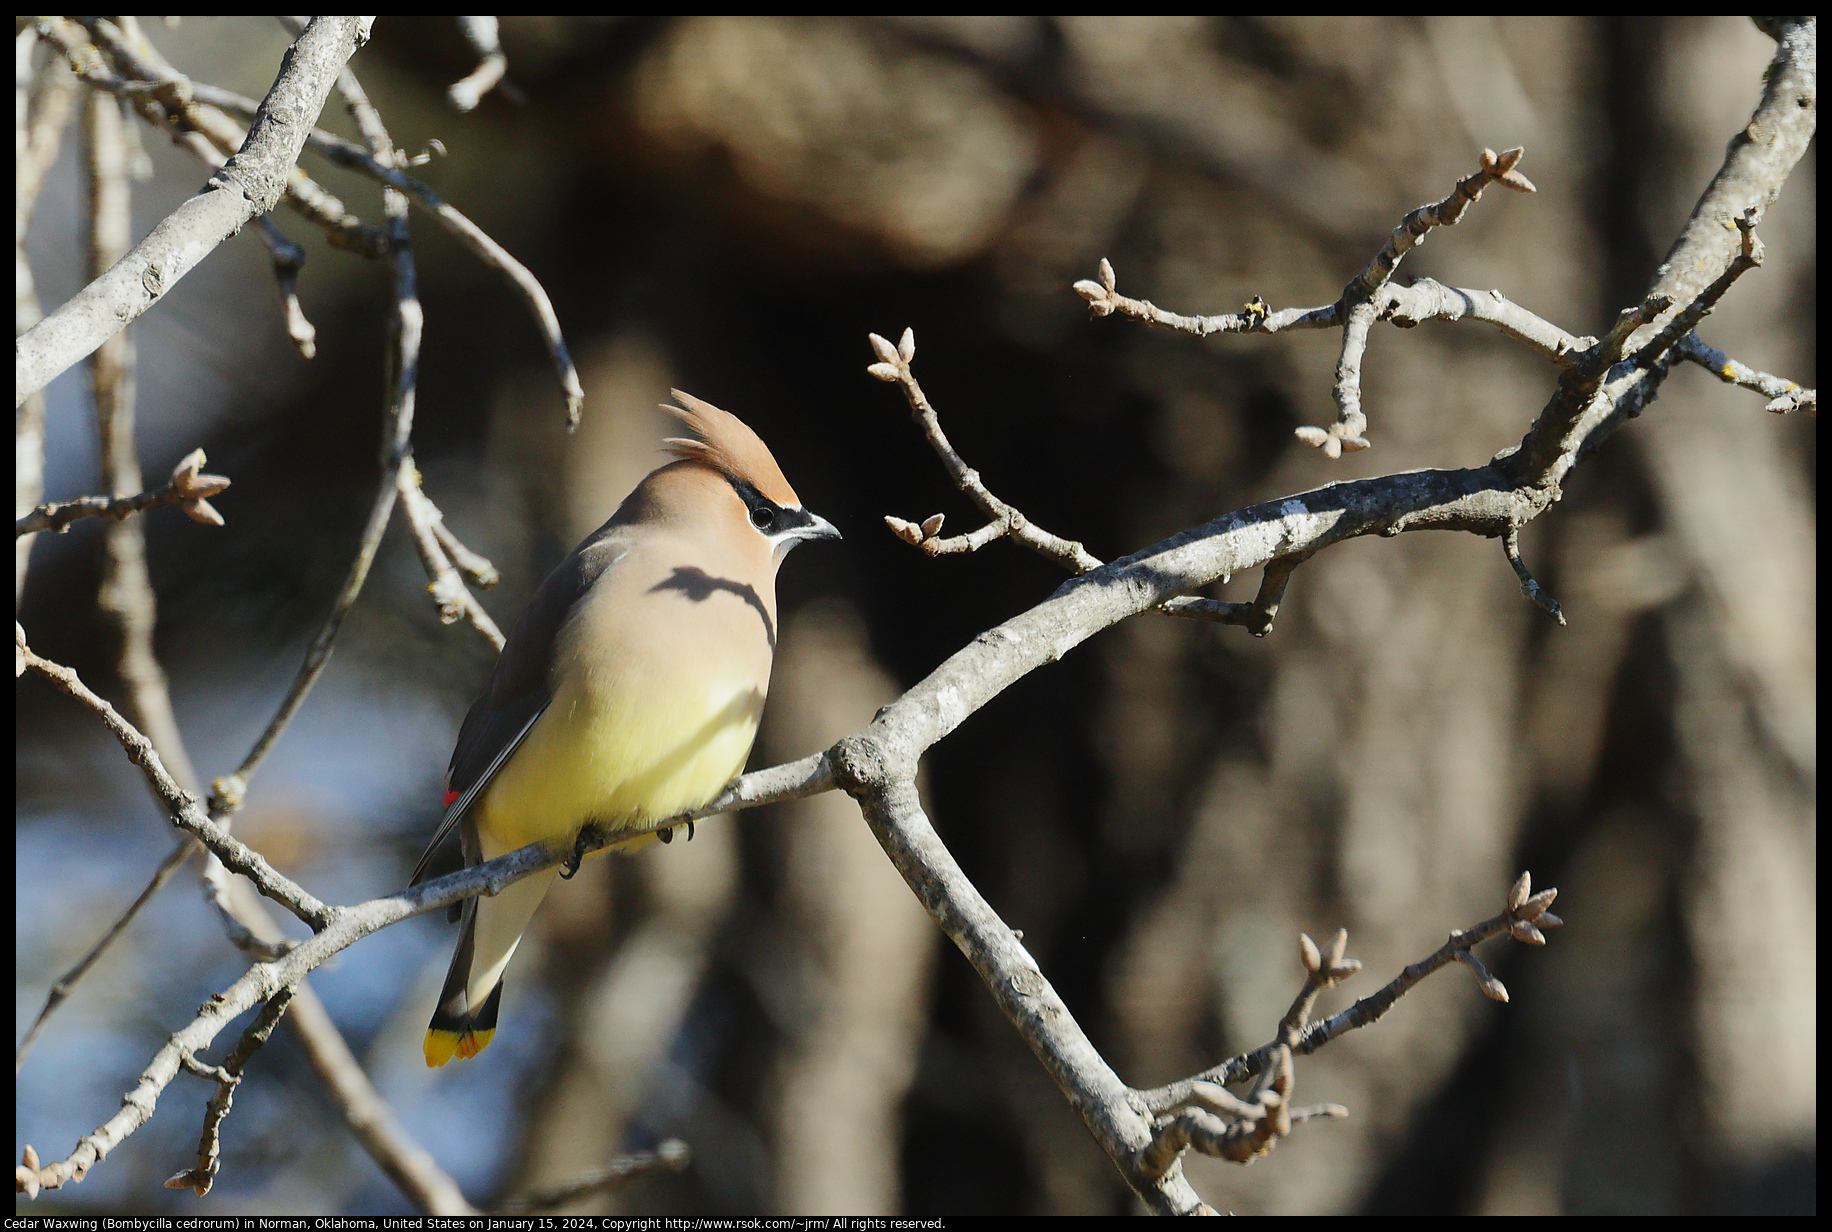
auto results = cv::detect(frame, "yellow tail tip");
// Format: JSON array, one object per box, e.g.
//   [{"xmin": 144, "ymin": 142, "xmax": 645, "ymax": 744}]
[{"xmin": 424, "ymin": 1026, "xmax": 494, "ymax": 1068}]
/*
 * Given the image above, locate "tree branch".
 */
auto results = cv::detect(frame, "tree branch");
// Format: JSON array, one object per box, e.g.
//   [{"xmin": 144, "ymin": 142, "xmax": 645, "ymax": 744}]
[
  {"xmin": 15, "ymin": 448, "xmax": 229, "ymax": 537},
  {"xmin": 15, "ymin": 17, "xmax": 374, "ymax": 404}
]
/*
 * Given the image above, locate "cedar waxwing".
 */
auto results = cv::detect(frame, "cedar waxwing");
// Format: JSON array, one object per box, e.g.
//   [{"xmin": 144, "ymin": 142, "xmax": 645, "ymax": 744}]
[{"xmin": 412, "ymin": 391, "xmax": 840, "ymax": 1066}]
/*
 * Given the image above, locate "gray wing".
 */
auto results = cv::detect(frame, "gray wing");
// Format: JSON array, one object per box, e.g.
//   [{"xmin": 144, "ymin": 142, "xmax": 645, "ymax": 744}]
[{"xmin": 407, "ymin": 519, "xmax": 633, "ymax": 887}]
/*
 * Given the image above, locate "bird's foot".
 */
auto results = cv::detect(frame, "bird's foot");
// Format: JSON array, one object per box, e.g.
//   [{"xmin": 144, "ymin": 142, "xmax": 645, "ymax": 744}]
[
  {"xmin": 655, "ymin": 818, "xmax": 695, "ymax": 845},
  {"xmin": 560, "ymin": 824, "xmax": 603, "ymax": 879}
]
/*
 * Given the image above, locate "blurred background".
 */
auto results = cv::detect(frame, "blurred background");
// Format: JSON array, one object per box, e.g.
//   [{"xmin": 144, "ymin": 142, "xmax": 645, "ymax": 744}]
[{"xmin": 15, "ymin": 16, "xmax": 1814, "ymax": 1216}]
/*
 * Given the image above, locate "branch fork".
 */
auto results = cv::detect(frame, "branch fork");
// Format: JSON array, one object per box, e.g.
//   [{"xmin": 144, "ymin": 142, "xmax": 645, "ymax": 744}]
[
  {"xmin": 1136, "ymin": 874, "xmax": 1560, "ymax": 1181},
  {"xmin": 871, "ymin": 329, "xmax": 1288, "ymax": 633}
]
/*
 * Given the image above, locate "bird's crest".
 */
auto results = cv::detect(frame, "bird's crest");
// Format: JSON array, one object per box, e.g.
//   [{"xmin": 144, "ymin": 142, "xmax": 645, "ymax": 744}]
[{"xmin": 662, "ymin": 390, "xmax": 801, "ymax": 508}]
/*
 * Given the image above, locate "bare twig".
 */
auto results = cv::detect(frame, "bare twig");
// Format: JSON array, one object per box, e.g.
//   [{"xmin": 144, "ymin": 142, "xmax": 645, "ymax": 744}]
[
  {"xmin": 1675, "ymin": 333, "xmax": 1815, "ymax": 413},
  {"xmin": 16, "ymin": 17, "xmax": 375, "ymax": 404},
  {"xmin": 1076, "ymin": 149, "xmax": 1547, "ymax": 461},
  {"xmin": 1074, "ymin": 256, "xmax": 1340, "ymax": 336},
  {"xmin": 1075, "ymin": 262, "xmax": 1593, "ymax": 367},
  {"xmin": 15, "ymin": 450, "xmax": 229, "ymax": 537},
  {"xmin": 1302, "ymin": 146, "xmax": 1535, "ymax": 456},
  {"xmin": 493, "ymin": 1141, "xmax": 692, "ymax": 1214},
  {"xmin": 431, "ymin": 514, "xmax": 501, "ymax": 587},
  {"xmin": 64, "ymin": 16, "xmax": 389, "ymax": 259},
  {"xmin": 1381, "ymin": 278, "xmax": 1595, "ymax": 364},
  {"xmin": 253, "ymin": 218, "xmax": 317, "ymax": 358},
  {"xmin": 162, "ymin": 988, "xmax": 295, "ymax": 1198},
  {"xmin": 870, "ymin": 328, "xmax": 1101, "ymax": 572},
  {"xmin": 15, "ymin": 838, "xmax": 195, "ymax": 1071},
  {"xmin": 321, "ymin": 58, "xmax": 504, "ymax": 648},
  {"xmin": 869, "ymin": 328, "xmax": 1278, "ymax": 631},
  {"xmin": 1141, "ymin": 873, "xmax": 1561, "ymax": 1148},
  {"xmin": 1503, "ymin": 527, "xmax": 1565, "ymax": 625},
  {"xmin": 1302, "ymin": 297, "xmax": 1376, "ymax": 457},
  {"xmin": 194, "ymin": 72, "xmax": 583, "ymax": 426},
  {"xmin": 18, "ymin": 636, "xmax": 333, "ymax": 929},
  {"xmin": 17, "ymin": 36, "xmax": 81, "ymax": 599},
  {"xmin": 1631, "ymin": 207, "xmax": 1766, "ymax": 371},
  {"xmin": 447, "ymin": 16, "xmax": 517, "ymax": 112},
  {"xmin": 397, "ymin": 465, "xmax": 505, "ymax": 649},
  {"xmin": 1141, "ymin": 928, "xmax": 1363, "ymax": 1176},
  {"xmin": 1352, "ymin": 146, "xmax": 1536, "ymax": 302}
]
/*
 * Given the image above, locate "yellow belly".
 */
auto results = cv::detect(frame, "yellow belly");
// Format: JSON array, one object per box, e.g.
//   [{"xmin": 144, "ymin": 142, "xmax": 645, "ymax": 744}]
[{"xmin": 475, "ymin": 665, "xmax": 765, "ymax": 859}]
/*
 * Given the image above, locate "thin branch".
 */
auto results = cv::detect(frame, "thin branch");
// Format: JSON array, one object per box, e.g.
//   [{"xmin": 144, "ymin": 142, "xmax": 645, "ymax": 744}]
[
  {"xmin": 162, "ymin": 988, "xmax": 294, "ymax": 1198},
  {"xmin": 1631, "ymin": 207, "xmax": 1766, "ymax": 371},
  {"xmin": 1075, "ymin": 263, "xmax": 1593, "ymax": 367},
  {"xmin": 870, "ymin": 328, "xmax": 1101, "ymax": 572},
  {"xmin": 431, "ymin": 512, "xmax": 501, "ymax": 587},
  {"xmin": 869, "ymin": 328, "xmax": 1281, "ymax": 632},
  {"xmin": 1381, "ymin": 278, "xmax": 1595, "ymax": 365},
  {"xmin": 1075, "ymin": 256, "xmax": 1340, "ymax": 336},
  {"xmin": 1143, "ymin": 873, "xmax": 1561, "ymax": 1113},
  {"xmin": 1503, "ymin": 526, "xmax": 1565, "ymax": 625},
  {"xmin": 253, "ymin": 218, "xmax": 317, "ymax": 358},
  {"xmin": 493, "ymin": 1142, "xmax": 692, "ymax": 1214},
  {"xmin": 1350, "ymin": 145, "xmax": 1537, "ymax": 302},
  {"xmin": 65, "ymin": 16, "xmax": 389, "ymax": 259},
  {"xmin": 1146, "ymin": 1087, "xmax": 1347, "ymax": 1177},
  {"xmin": 447, "ymin": 16, "xmax": 516, "ymax": 112},
  {"xmin": 1675, "ymin": 332, "xmax": 1815, "ymax": 413},
  {"xmin": 397, "ymin": 465, "xmax": 505, "ymax": 649},
  {"xmin": 15, "ymin": 837, "xmax": 195, "ymax": 1071},
  {"xmin": 18, "ymin": 636, "xmax": 334, "ymax": 929},
  {"xmin": 11, "ymin": 730, "xmax": 835, "ymax": 1199},
  {"xmin": 1305, "ymin": 145, "xmax": 1535, "ymax": 456},
  {"xmin": 190, "ymin": 79, "xmax": 585, "ymax": 427},
  {"xmin": 1302, "ymin": 297, "xmax": 1376, "ymax": 457},
  {"xmin": 1142, "ymin": 928, "xmax": 1361, "ymax": 1175},
  {"xmin": 15, "ymin": 17, "xmax": 374, "ymax": 404},
  {"xmin": 15, "ymin": 449, "xmax": 229, "ymax": 537},
  {"xmin": 1077, "ymin": 151, "xmax": 1582, "ymax": 460}
]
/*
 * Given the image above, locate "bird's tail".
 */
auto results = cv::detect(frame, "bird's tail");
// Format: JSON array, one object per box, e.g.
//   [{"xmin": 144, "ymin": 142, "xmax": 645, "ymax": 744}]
[
  {"xmin": 425, "ymin": 987, "xmax": 502, "ymax": 1066},
  {"xmin": 424, "ymin": 894, "xmax": 502, "ymax": 1066},
  {"xmin": 423, "ymin": 866, "xmax": 558, "ymax": 1066}
]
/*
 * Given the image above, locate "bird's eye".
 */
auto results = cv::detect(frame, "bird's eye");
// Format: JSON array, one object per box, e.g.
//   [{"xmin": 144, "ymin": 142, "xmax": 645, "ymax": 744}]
[{"xmin": 750, "ymin": 505, "xmax": 775, "ymax": 531}]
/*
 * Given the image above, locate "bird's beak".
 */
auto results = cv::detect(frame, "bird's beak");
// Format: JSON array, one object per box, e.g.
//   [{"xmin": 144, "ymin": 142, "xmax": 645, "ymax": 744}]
[
  {"xmin": 771, "ymin": 508, "xmax": 841, "ymax": 560},
  {"xmin": 798, "ymin": 511, "xmax": 842, "ymax": 543}
]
